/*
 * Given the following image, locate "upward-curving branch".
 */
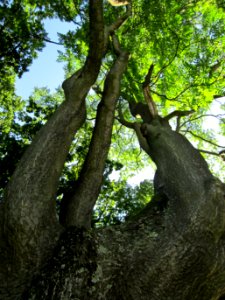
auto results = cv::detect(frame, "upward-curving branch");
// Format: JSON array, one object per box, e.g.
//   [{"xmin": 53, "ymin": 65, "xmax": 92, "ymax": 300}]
[
  {"xmin": 60, "ymin": 34, "xmax": 129, "ymax": 228},
  {"xmin": 2, "ymin": 0, "xmax": 105, "ymax": 290},
  {"xmin": 142, "ymin": 64, "xmax": 158, "ymax": 117}
]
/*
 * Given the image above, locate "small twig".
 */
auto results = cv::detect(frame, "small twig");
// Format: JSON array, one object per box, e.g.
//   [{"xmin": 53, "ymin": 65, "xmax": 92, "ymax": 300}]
[
  {"xmin": 199, "ymin": 149, "xmax": 223, "ymax": 157},
  {"xmin": 151, "ymin": 73, "xmax": 224, "ymax": 103},
  {"xmin": 32, "ymin": 33, "xmax": 63, "ymax": 46},
  {"xmin": 152, "ymin": 23, "xmax": 180, "ymax": 86},
  {"xmin": 150, "ymin": 84, "xmax": 192, "ymax": 102},
  {"xmin": 184, "ymin": 130, "xmax": 225, "ymax": 149},
  {"xmin": 180, "ymin": 113, "xmax": 225, "ymax": 128},
  {"xmin": 42, "ymin": 37, "xmax": 63, "ymax": 45},
  {"xmin": 164, "ymin": 109, "xmax": 195, "ymax": 121}
]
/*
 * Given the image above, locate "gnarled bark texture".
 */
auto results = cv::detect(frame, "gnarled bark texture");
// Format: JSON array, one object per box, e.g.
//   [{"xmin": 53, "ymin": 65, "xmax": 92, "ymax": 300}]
[
  {"xmin": 1, "ymin": 1, "xmax": 225, "ymax": 299},
  {"xmin": 21, "ymin": 121, "xmax": 225, "ymax": 300},
  {"xmin": 0, "ymin": 0, "xmax": 105, "ymax": 297},
  {"xmin": 60, "ymin": 36, "xmax": 129, "ymax": 228}
]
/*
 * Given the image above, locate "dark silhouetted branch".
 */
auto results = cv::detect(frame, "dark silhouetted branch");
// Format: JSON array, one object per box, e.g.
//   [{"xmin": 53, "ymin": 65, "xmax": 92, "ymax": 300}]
[
  {"xmin": 184, "ymin": 130, "xmax": 225, "ymax": 149},
  {"xmin": 142, "ymin": 64, "xmax": 158, "ymax": 117}
]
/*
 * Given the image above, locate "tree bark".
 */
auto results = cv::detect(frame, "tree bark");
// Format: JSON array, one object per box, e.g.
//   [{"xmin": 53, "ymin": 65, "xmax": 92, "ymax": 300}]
[
  {"xmin": 60, "ymin": 37, "xmax": 129, "ymax": 228},
  {"xmin": 1, "ymin": 1, "xmax": 225, "ymax": 299},
  {"xmin": 23, "ymin": 181, "xmax": 225, "ymax": 300},
  {"xmin": 0, "ymin": 0, "xmax": 105, "ymax": 298},
  {"xmin": 14, "ymin": 119, "xmax": 225, "ymax": 300}
]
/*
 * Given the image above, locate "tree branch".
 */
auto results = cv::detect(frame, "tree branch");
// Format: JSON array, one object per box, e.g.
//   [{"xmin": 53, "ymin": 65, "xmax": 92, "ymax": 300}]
[
  {"xmin": 184, "ymin": 130, "xmax": 225, "ymax": 149},
  {"xmin": 32, "ymin": 32, "xmax": 63, "ymax": 45},
  {"xmin": 180, "ymin": 113, "xmax": 225, "ymax": 129},
  {"xmin": 150, "ymin": 84, "xmax": 193, "ymax": 102},
  {"xmin": 117, "ymin": 102, "xmax": 151, "ymax": 155},
  {"xmin": 108, "ymin": 3, "xmax": 132, "ymax": 33},
  {"xmin": 198, "ymin": 149, "xmax": 224, "ymax": 157},
  {"xmin": 161, "ymin": 110, "xmax": 195, "ymax": 133},
  {"xmin": 164, "ymin": 109, "xmax": 195, "ymax": 121},
  {"xmin": 151, "ymin": 76, "xmax": 224, "ymax": 103},
  {"xmin": 117, "ymin": 104, "xmax": 135, "ymax": 129},
  {"xmin": 103, "ymin": 3, "xmax": 132, "ymax": 53},
  {"xmin": 142, "ymin": 64, "xmax": 158, "ymax": 117},
  {"xmin": 60, "ymin": 35, "xmax": 129, "ymax": 228},
  {"xmin": 152, "ymin": 24, "xmax": 180, "ymax": 86},
  {"xmin": 3, "ymin": 0, "xmax": 105, "ymax": 272}
]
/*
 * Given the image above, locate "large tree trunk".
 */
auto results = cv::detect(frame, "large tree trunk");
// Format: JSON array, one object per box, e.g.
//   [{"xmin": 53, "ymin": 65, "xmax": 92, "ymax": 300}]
[
  {"xmin": 3, "ymin": 116, "xmax": 225, "ymax": 300},
  {"xmin": 20, "ymin": 120, "xmax": 225, "ymax": 300},
  {"xmin": 1, "ymin": 1, "xmax": 225, "ymax": 299},
  {"xmin": 0, "ymin": 0, "xmax": 105, "ymax": 297}
]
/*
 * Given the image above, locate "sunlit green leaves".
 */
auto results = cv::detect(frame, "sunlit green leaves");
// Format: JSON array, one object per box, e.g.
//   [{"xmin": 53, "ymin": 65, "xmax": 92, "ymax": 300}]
[
  {"xmin": 116, "ymin": 0, "xmax": 225, "ymax": 114},
  {"xmin": 0, "ymin": 1, "xmax": 46, "ymax": 76},
  {"xmin": 93, "ymin": 179, "xmax": 154, "ymax": 227},
  {"xmin": 0, "ymin": 87, "xmax": 63, "ymax": 197},
  {"xmin": 0, "ymin": 67, "xmax": 24, "ymax": 132}
]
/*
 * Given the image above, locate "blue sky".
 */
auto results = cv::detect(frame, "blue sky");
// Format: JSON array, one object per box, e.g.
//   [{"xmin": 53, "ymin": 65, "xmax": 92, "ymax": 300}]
[{"xmin": 16, "ymin": 19, "xmax": 72, "ymax": 99}]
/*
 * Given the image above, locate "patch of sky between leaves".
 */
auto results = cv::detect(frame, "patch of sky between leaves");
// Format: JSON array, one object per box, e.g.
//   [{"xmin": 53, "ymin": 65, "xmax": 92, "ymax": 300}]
[
  {"xmin": 109, "ymin": 166, "xmax": 155, "ymax": 186},
  {"xmin": 15, "ymin": 18, "xmax": 72, "ymax": 99},
  {"xmin": 203, "ymin": 98, "xmax": 225, "ymax": 144}
]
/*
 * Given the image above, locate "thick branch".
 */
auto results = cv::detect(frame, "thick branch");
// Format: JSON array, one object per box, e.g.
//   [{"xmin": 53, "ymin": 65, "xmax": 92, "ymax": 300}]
[
  {"xmin": 143, "ymin": 63, "xmax": 154, "ymax": 87},
  {"xmin": 133, "ymin": 122, "xmax": 151, "ymax": 156},
  {"xmin": 62, "ymin": 0, "xmax": 105, "ymax": 100},
  {"xmin": 129, "ymin": 102, "xmax": 153, "ymax": 123},
  {"xmin": 117, "ymin": 115, "xmax": 134, "ymax": 129},
  {"xmin": 3, "ymin": 0, "xmax": 105, "ymax": 273},
  {"xmin": 164, "ymin": 109, "xmax": 195, "ymax": 121},
  {"xmin": 142, "ymin": 64, "xmax": 158, "ymax": 117},
  {"xmin": 117, "ymin": 104, "xmax": 151, "ymax": 155},
  {"xmin": 141, "ymin": 120, "xmax": 214, "ymax": 225},
  {"xmin": 60, "ymin": 39, "xmax": 129, "ymax": 228}
]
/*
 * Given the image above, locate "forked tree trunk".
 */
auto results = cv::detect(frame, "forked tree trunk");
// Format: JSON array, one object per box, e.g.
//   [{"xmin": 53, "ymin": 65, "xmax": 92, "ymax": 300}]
[
  {"xmin": 1, "ymin": 0, "xmax": 225, "ymax": 299},
  {"xmin": 13, "ymin": 119, "xmax": 225, "ymax": 300},
  {"xmin": 1, "ymin": 82, "xmax": 225, "ymax": 300},
  {"xmin": 0, "ymin": 0, "xmax": 105, "ymax": 297}
]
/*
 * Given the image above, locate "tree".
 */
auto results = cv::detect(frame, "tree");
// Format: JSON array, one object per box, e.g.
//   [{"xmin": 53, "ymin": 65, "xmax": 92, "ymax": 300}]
[
  {"xmin": 0, "ymin": 0, "xmax": 46, "ymax": 130},
  {"xmin": 1, "ymin": 0, "xmax": 225, "ymax": 299}
]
